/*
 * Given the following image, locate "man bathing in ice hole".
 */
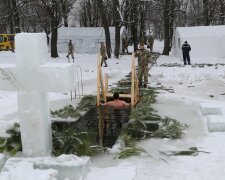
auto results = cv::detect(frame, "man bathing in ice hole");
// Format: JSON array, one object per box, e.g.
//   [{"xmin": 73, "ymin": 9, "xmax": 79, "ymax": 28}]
[{"xmin": 101, "ymin": 92, "xmax": 130, "ymax": 107}]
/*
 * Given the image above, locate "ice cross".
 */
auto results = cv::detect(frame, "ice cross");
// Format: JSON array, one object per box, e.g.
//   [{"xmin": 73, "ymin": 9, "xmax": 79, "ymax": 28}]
[{"xmin": 0, "ymin": 33, "xmax": 76, "ymax": 157}]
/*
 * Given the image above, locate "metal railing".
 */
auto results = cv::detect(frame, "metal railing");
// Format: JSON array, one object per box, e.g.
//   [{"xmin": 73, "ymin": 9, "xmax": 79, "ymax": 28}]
[{"xmin": 69, "ymin": 64, "xmax": 84, "ymax": 101}]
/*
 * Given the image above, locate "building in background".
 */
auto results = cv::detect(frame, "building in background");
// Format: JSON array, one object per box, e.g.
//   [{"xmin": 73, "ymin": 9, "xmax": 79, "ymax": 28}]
[{"xmin": 172, "ymin": 25, "xmax": 225, "ymax": 59}]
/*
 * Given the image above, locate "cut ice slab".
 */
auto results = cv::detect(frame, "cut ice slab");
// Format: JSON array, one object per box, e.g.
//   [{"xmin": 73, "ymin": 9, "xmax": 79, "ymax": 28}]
[
  {"xmin": 207, "ymin": 115, "xmax": 225, "ymax": 132},
  {"xmin": 0, "ymin": 154, "xmax": 6, "ymax": 171},
  {"xmin": 85, "ymin": 165, "xmax": 136, "ymax": 180},
  {"xmin": 35, "ymin": 155, "xmax": 91, "ymax": 180},
  {"xmin": 0, "ymin": 160, "xmax": 58, "ymax": 180},
  {"xmin": 200, "ymin": 103, "xmax": 223, "ymax": 116},
  {"xmin": 0, "ymin": 155, "xmax": 91, "ymax": 180}
]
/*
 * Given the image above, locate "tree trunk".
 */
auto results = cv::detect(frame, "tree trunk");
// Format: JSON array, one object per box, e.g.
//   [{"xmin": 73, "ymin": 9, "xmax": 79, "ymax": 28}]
[
  {"xmin": 203, "ymin": 0, "xmax": 210, "ymax": 25},
  {"xmin": 42, "ymin": 0, "xmax": 60, "ymax": 58},
  {"xmin": 97, "ymin": 0, "xmax": 111, "ymax": 58},
  {"xmin": 139, "ymin": 4, "xmax": 146, "ymax": 43},
  {"xmin": 162, "ymin": 0, "xmax": 170, "ymax": 55},
  {"xmin": 169, "ymin": 0, "xmax": 175, "ymax": 51},
  {"xmin": 131, "ymin": 0, "xmax": 138, "ymax": 51},
  {"xmin": 124, "ymin": 0, "xmax": 128, "ymax": 29},
  {"xmin": 219, "ymin": 1, "xmax": 225, "ymax": 25},
  {"xmin": 113, "ymin": 0, "xmax": 121, "ymax": 58},
  {"xmin": 11, "ymin": 0, "xmax": 20, "ymax": 33},
  {"xmin": 62, "ymin": 3, "xmax": 68, "ymax": 27},
  {"xmin": 50, "ymin": 20, "xmax": 59, "ymax": 58},
  {"xmin": 87, "ymin": 0, "xmax": 93, "ymax": 27}
]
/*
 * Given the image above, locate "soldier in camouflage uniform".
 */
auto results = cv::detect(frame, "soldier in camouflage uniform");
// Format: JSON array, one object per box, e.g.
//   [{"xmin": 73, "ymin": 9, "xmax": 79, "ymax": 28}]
[
  {"xmin": 148, "ymin": 35, "xmax": 154, "ymax": 52},
  {"xmin": 122, "ymin": 37, "xmax": 129, "ymax": 53},
  {"xmin": 100, "ymin": 42, "xmax": 107, "ymax": 67},
  {"xmin": 135, "ymin": 42, "xmax": 151, "ymax": 88},
  {"xmin": 66, "ymin": 40, "xmax": 74, "ymax": 62}
]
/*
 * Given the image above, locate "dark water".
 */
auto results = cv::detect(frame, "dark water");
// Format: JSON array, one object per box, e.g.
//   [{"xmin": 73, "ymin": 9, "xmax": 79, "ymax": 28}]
[{"xmin": 52, "ymin": 107, "xmax": 131, "ymax": 148}]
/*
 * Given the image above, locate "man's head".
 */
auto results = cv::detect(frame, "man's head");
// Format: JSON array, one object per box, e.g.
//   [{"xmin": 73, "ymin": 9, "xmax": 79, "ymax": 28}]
[
  {"xmin": 184, "ymin": 41, "xmax": 187, "ymax": 44},
  {"xmin": 69, "ymin": 40, "xmax": 72, "ymax": 43},
  {"xmin": 101, "ymin": 42, "xmax": 104, "ymax": 46},
  {"xmin": 139, "ymin": 42, "xmax": 144, "ymax": 49},
  {"xmin": 113, "ymin": 92, "xmax": 119, "ymax": 100}
]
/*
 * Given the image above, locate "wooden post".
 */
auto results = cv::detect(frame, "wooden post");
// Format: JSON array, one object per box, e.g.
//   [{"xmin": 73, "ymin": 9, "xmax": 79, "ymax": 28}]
[
  {"xmin": 135, "ymin": 75, "xmax": 139, "ymax": 104},
  {"xmin": 98, "ymin": 107, "xmax": 104, "ymax": 148},
  {"xmin": 97, "ymin": 53, "xmax": 101, "ymax": 106},
  {"xmin": 100, "ymin": 71, "xmax": 106, "ymax": 103},
  {"xmin": 105, "ymin": 73, "xmax": 108, "ymax": 100}
]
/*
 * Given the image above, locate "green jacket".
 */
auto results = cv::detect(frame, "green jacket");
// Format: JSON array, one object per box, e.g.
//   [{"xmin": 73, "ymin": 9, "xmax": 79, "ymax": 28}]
[{"xmin": 135, "ymin": 49, "xmax": 151, "ymax": 67}]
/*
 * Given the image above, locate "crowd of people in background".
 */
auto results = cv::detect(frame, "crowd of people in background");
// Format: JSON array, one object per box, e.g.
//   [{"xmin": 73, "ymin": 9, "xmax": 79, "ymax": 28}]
[{"xmin": 66, "ymin": 35, "xmax": 191, "ymax": 87}]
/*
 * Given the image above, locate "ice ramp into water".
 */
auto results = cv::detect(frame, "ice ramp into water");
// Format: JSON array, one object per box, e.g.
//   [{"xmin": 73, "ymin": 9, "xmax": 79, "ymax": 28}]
[{"xmin": 85, "ymin": 165, "xmax": 136, "ymax": 180}]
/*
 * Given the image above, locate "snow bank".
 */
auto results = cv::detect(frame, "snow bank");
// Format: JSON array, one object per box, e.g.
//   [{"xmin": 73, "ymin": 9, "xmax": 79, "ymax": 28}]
[{"xmin": 85, "ymin": 165, "xmax": 136, "ymax": 180}]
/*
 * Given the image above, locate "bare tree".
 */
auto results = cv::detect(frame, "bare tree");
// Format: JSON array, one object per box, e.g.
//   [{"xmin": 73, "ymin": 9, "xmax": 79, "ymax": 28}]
[
  {"xmin": 113, "ymin": 0, "xmax": 121, "ymax": 58},
  {"xmin": 130, "ymin": 0, "xmax": 138, "ymax": 51},
  {"xmin": 97, "ymin": 0, "xmax": 112, "ymax": 58},
  {"xmin": 61, "ymin": 0, "xmax": 77, "ymax": 27},
  {"xmin": 40, "ymin": 0, "xmax": 62, "ymax": 58}
]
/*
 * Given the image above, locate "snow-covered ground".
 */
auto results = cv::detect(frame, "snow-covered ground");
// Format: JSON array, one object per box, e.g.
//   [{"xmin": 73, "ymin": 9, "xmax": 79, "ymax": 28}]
[{"xmin": 1, "ymin": 39, "xmax": 225, "ymax": 179}]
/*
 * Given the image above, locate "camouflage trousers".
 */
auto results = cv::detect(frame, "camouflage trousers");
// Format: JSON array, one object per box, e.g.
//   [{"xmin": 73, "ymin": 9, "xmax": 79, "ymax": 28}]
[
  {"xmin": 101, "ymin": 56, "xmax": 107, "ymax": 66},
  {"xmin": 149, "ymin": 44, "xmax": 153, "ymax": 52},
  {"xmin": 67, "ymin": 50, "xmax": 74, "ymax": 63},
  {"xmin": 138, "ymin": 65, "xmax": 148, "ymax": 85}
]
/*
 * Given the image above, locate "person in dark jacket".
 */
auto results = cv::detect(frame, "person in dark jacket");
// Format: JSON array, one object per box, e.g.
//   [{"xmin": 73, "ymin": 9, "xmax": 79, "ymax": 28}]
[{"xmin": 182, "ymin": 41, "xmax": 191, "ymax": 65}]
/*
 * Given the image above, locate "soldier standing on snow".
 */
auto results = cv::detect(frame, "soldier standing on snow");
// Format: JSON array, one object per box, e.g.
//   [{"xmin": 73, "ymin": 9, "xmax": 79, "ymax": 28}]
[
  {"xmin": 148, "ymin": 35, "xmax": 154, "ymax": 52},
  {"xmin": 122, "ymin": 37, "xmax": 129, "ymax": 54},
  {"xmin": 182, "ymin": 41, "xmax": 191, "ymax": 65},
  {"xmin": 135, "ymin": 42, "xmax": 152, "ymax": 88},
  {"xmin": 100, "ymin": 42, "xmax": 107, "ymax": 67},
  {"xmin": 66, "ymin": 40, "xmax": 75, "ymax": 62}
]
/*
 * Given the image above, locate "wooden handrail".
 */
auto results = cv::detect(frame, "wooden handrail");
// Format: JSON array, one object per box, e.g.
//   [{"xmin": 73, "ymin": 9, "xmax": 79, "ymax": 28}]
[
  {"xmin": 97, "ymin": 53, "xmax": 101, "ymax": 106},
  {"xmin": 97, "ymin": 53, "xmax": 139, "ymax": 107}
]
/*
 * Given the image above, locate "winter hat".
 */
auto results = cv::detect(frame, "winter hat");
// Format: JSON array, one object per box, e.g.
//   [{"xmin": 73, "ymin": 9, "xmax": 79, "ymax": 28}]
[{"xmin": 184, "ymin": 41, "xmax": 187, "ymax": 43}]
